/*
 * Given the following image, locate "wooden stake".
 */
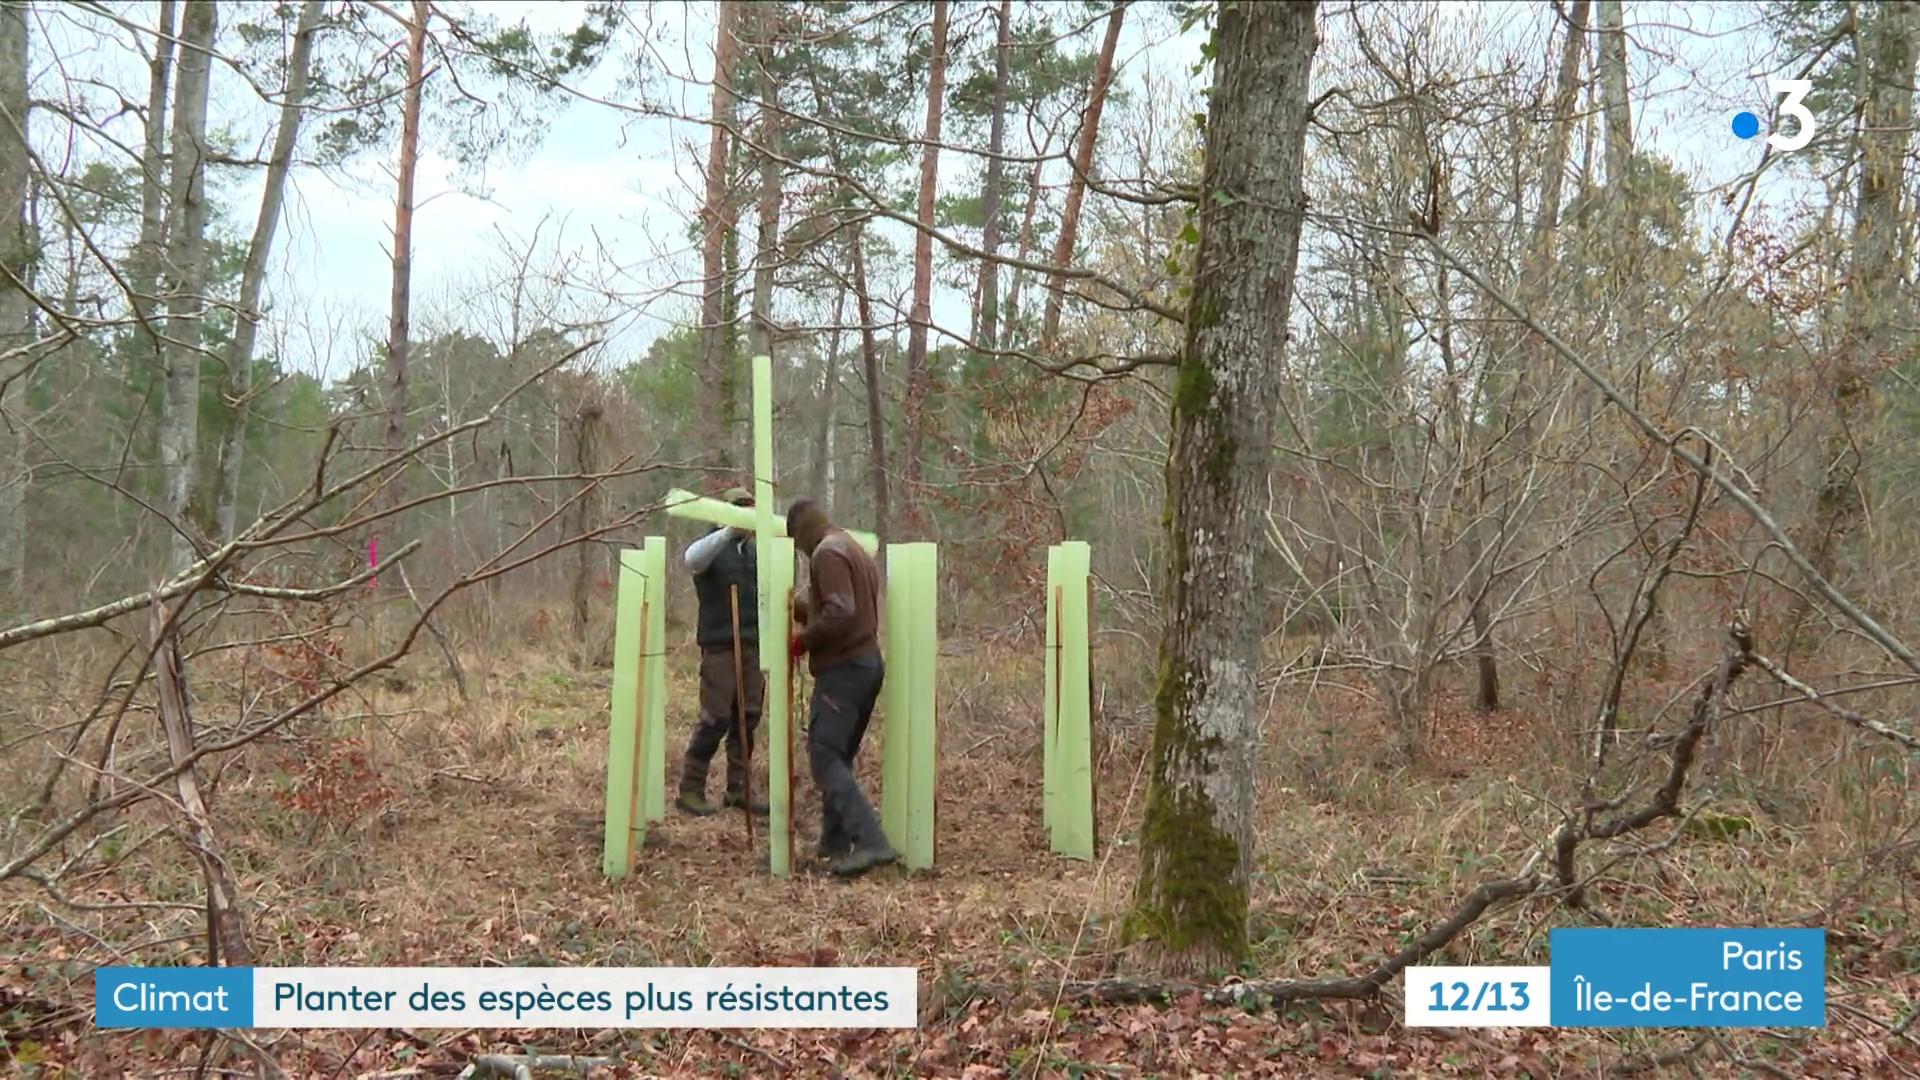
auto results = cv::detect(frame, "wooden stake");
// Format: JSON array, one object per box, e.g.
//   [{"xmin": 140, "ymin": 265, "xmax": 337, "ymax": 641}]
[
  {"xmin": 626, "ymin": 595, "xmax": 650, "ymax": 873},
  {"xmin": 730, "ymin": 583, "xmax": 753, "ymax": 845},
  {"xmin": 786, "ymin": 595, "xmax": 798, "ymax": 859}
]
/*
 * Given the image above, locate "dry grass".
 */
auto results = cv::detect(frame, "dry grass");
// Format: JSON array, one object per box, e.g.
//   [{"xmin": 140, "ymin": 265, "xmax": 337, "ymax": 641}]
[{"xmin": 2, "ymin": 619, "xmax": 1917, "ymax": 1076}]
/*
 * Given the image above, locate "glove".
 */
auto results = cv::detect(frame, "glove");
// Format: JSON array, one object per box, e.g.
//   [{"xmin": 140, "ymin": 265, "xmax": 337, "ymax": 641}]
[{"xmin": 789, "ymin": 630, "xmax": 807, "ymax": 661}]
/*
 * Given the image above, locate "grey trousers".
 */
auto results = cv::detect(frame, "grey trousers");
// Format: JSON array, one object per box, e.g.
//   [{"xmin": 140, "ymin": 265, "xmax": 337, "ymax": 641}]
[{"xmin": 807, "ymin": 650, "xmax": 887, "ymax": 854}]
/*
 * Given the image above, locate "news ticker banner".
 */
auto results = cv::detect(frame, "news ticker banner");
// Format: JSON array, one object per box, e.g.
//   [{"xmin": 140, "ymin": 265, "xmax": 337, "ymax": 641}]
[
  {"xmin": 93, "ymin": 929, "xmax": 1823, "ymax": 1031},
  {"xmin": 1407, "ymin": 929, "xmax": 1826, "ymax": 1028},
  {"xmin": 96, "ymin": 967, "xmax": 917, "ymax": 1029}
]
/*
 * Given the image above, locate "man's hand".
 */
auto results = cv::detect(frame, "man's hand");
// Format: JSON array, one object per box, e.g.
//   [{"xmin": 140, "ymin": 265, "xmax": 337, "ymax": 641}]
[{"xmin": 789, "ymin": 630, "xmax": 807, "ymax": 661}]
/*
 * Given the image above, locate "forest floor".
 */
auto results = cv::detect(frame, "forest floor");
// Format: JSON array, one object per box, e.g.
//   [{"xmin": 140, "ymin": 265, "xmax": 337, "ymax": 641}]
[{"xmin": 4, "ymin": 630, "xmax": 1918, "ymax": 1078}]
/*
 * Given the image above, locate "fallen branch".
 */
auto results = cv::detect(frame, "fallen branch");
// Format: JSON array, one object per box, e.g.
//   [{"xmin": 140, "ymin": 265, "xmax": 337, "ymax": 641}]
[{"xmin": 1749, "ymin": 653, "xmax": 1920, "ymax": 754}]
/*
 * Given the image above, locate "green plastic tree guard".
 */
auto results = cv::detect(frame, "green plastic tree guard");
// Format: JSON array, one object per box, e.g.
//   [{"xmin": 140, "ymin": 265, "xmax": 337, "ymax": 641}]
[
  {"xmin": 641, "ymin": 536, "xmax": 668, "ymax": 824},
  {"xmin": 1046, "ymin": 541, "xmax": 1094, "ymax": 861},
  {"xmin": 1043, "ymin": 545, "xmax": 1062, "ymax": 835},
  {"xmin": 603, "ymin": 541, "xmax": 667, "ymax": 878},
  {"xmin": 662, "ymin": 488, "xmax": 878, "ymax": 552},
  {"xmin": 764, "ymin": 535, "xmax": 795, "ymax": 877},
  {"xmin": 882, "ymin": 542, "xmax": 938, "ymax": 869}
]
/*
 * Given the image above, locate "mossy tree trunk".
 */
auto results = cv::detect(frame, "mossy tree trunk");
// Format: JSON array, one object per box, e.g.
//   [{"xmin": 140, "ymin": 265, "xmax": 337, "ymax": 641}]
[{"xmin": 1128, "ymin": 0, "xmax": 1317, "ymax": 977}]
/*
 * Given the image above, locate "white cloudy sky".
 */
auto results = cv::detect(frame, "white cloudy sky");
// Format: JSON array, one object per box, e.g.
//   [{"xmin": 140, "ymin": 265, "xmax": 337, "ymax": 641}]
[{"xmin": 32, "ymin": 1, "xmax": 1808, "ymax": 383}]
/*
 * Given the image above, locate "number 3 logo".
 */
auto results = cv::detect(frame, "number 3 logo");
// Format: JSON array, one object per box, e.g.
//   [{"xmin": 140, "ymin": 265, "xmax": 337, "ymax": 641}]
[{"xmin": 1769, "ymin": 78, "xmax": 1817, "ymax": 152}]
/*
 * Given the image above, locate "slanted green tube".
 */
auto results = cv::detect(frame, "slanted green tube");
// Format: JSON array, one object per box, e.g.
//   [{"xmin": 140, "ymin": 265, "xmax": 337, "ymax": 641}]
[{"xmin": 662, "ymin": 488, "xmax": 879, "ymax": 553}]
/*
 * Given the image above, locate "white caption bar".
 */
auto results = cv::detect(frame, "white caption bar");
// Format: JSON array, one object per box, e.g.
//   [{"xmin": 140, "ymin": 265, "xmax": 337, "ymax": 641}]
[
  {"xmin": 1405, "ymin": 965, "xmax": 1551, "ymax": 1027},
  {"xmin": 251, "ymin": 967, "xmax": 917, "ymax": 1028}
]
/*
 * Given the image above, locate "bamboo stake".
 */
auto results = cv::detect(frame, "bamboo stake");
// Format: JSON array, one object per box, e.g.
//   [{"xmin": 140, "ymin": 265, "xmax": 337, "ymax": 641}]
[
  {"xmin": 1086, "ymin": 569, "xmax": 1098, "ymax": 855},
  {"xmin": 729, "ymin": 583, "xmax": 753, "ymax": 845}
]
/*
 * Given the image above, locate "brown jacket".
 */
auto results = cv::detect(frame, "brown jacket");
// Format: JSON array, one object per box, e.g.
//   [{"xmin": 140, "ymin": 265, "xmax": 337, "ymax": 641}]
[{"xmin": 796, "ymin": 529, "xmax": 881, "ymax": 673}]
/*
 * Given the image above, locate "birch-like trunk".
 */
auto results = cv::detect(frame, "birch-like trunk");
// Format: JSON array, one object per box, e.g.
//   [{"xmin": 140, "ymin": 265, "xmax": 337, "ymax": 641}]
[
  {"xmin": 131, "ymin": 1, "xmax": 176, "ymax": 376},
  {"xmin": 699, "ymin": 0, "xmax": 740, "ymax": 470},
  {"xmin": 381, "ymin": 0, "xmax": 427, "ymax": 568},
  {"xmin": 973, "ymin": 0, "xmax": 1013, "ymax": 350},
  {"xmin": 850, "ymin": 225, "xmax": 890, "ymax": 549},
  {"xmin": 213, "ymin": 0, "xmax": 324, "ymax": 541},
  {"xmin": 1128, "ymin": 0, "xmax": 1316, "ymax": 975},
  {"xmin": 898, "ymin": 0, "xmax": 948, "ymax": 529},
  {"xmin": 0, "ymin": 0, "xmax": 29, "ymax": 612},
  {"xmin": 1039, "ymin": 2, "xmax": 1125, "ymax": 350},
  {"xmin": 158, "ymin": 0, "xmax": 216, "ymax": 573}
]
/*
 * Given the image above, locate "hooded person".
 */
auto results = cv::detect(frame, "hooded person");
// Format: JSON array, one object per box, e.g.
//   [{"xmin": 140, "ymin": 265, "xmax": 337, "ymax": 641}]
[
  {"xmin": 676, "ymin": 486, "xmax": 769, "ymax": 817},
  {"xmin": 786, "ymin": 498, "xmax": 897, "ymax": 876}
]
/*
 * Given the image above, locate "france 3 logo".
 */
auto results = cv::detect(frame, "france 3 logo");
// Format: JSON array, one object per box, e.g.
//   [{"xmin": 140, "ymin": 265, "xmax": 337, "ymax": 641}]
[{"xmin": 1732, "ymin": 79, "xmax": 1815, "ymax": 152}]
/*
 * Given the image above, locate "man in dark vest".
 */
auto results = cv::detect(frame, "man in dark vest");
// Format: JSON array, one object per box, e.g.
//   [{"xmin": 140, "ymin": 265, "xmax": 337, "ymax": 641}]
[
  {"xmin": 786, "ymin": 498, "xmax": 896, "ymax": 876},
  {"xmin": 676, "ymin": 487, "xmax": 769, "ymax": 816}
]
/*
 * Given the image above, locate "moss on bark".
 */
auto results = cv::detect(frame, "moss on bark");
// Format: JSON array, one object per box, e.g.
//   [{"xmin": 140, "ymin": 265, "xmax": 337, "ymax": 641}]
[{"xmin": 1124, "ymin": 655, "xmax": 1250, "ymax": 972}]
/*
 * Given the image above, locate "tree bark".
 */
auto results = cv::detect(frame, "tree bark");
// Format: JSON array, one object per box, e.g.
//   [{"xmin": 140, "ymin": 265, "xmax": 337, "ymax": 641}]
[
  {"xmin": 1128, "ymin": 0, "xmax": 1316, "ymax": 976},
  {"xmin": 746, "ymin": 4, "xmax": 782, "ymax": 369},
  {"xmin": 699, "ymin": 0, "xmax": 741, "ymax": 470},
  {"xmin": 850, "ymin": 225, "xmax": 890, "ymax": 549},
  {"xmin": 1040, "ymin": 2, "xmax": 1126, "ymax": 350},
  {"xmin": 1789, "ymin": 0, "xmax": 1919, "ymax": 660},
  {"xmin": 899, "ymin": 0, "xmax": 949, "ymax": 530},
  {"xmin": 213, "ymin": 0, "xmax": 324, "ymax": 542},
  {"xmin": 159, "ymin": 0, "xmax": 216, "ymax": 573},
  {"xmin": 0, "ymin": 0, "xmax": 29, "ymax": 614},
  {"xmin": 569, "ymin": 398, "xmax": 604, "ymax": 661},
  {"xmin": 973, "ymin": 0, "xmax": 1013, "ymax": 351}
]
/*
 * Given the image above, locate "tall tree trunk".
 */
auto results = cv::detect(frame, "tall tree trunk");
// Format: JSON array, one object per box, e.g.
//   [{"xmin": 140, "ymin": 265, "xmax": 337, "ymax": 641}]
[
  {"xmin": 214, "ymin": 0, "xmax": 324, "ymax": 542},
  {"xmin": 158, "ymin": 0, "xmax": 216, "ymax": 573},
  {"xmin": 850, "ymin": 225, "xmax": 890, "ymax": 549},
  {"xmin": 1040, "ymin": 2, "xmax": 1126, "ymax": 350},
  {"xmin": 1789, "ymin": 0, "xmax": 1919, "ymax": 661},
  {"xmin": 1529, "ymin": 0, "xmax": 1590, "ymax": 277},
  {"xmin": 973, "ymin": 0, "xmax": 1013, "ymax": 351},
  {"xmin": 699, "ymin": 0, "xmax": 741, "ymax": 471},
  {"xmin": 382, "ymin": 0, "xmax": 427, "ymax": 555},
  {"xmin": 1595, "ymin": 0, "xmax": 1632, "ymax": 190},
  {"xmin": 1128, "ymin": 0, "xmax": 1316, "ymax": 976},
  {"xmin": 746, "ymin": 4, "xmax": 782, "ymax": 368},
  {"xmin": 999, "ymin": 153, "xmax": 1046, "ymax": 351},
  {"xmin": 0, "ymin": 0, "xmax": 29, "ymax": 613},
  {"xmin": 131, "ymin": 1, "xmax": 177, "ymax": 379},
  {"xmin": 569, "ymin": 398, "xmax": 604, "ymax": 662},
  {"xmin": 810, "ymin": 286, "xmax": 847, "ymax": 505},
  {"xmin": 899, "ymin": 0, "xmax": 949, "ymax": 531}
]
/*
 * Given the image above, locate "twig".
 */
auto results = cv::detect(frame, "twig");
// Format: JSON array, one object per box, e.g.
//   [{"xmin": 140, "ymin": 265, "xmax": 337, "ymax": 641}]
[{"xmin": 457, "ymin": 1055, "xmax": 614, "ymax": 1079}]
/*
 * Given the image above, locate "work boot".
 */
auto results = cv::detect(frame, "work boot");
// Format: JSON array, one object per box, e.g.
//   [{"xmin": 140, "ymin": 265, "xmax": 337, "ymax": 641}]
[
  {"xmin": 815, "ymin": 834, "xmax": 851, "ymax": 861},
  {"xmin": 677, "ymin": 757, "xmax": 718, "ymax": 817},
  {"xmin": 830, "ymin": 843, "xmax": 897, "ymax": 878}
]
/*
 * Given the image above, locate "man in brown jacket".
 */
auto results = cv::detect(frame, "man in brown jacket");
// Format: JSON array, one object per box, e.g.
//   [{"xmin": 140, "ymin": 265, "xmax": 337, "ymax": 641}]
[{"xmin": 786, "ymin": 498, "xmax": 896, "ymax": 877}]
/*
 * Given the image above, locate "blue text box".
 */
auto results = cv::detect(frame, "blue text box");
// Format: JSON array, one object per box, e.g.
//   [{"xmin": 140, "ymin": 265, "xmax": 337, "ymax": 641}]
[
  {"xmin": 1550, "ymin": 928, "xmax": 1824, "ymax": 1027},
  {"xmin": 95, "ymin": 967, "xmax": 255, "ymax": 1029}
]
